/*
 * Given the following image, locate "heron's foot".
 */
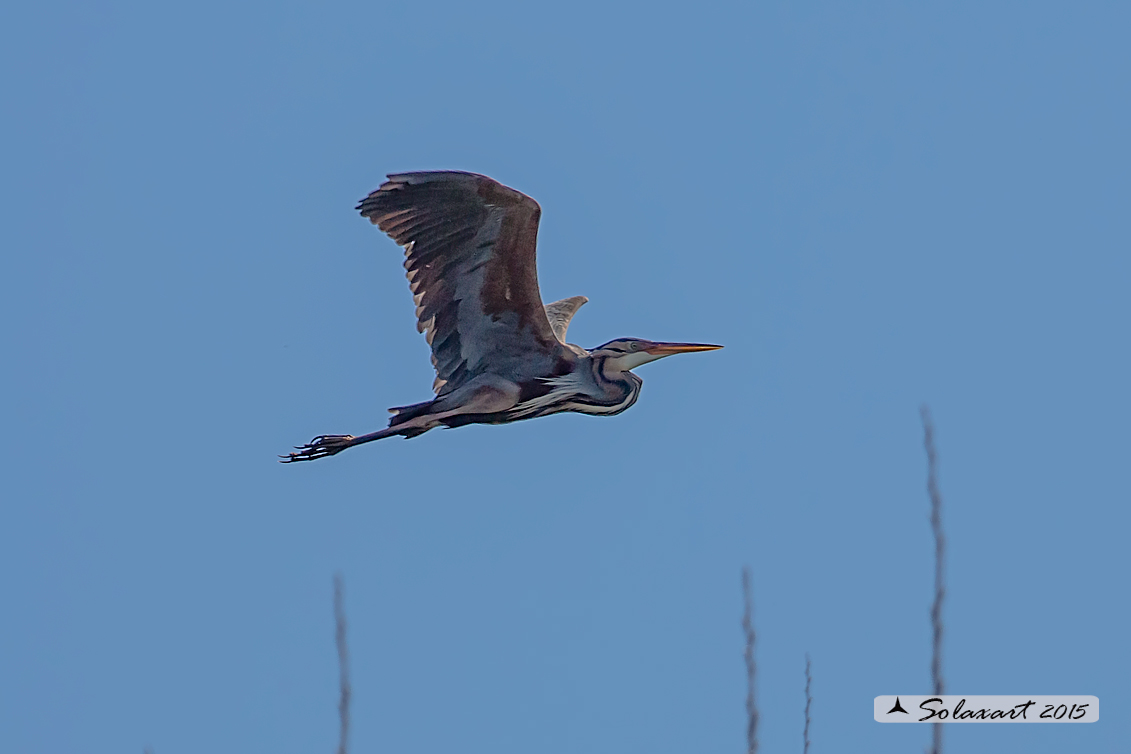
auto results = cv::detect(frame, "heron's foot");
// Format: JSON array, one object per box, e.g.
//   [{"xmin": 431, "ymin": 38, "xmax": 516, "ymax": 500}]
[{"xmin": 279, "ymin": 435, "xmax": 356, "ymax": 463}]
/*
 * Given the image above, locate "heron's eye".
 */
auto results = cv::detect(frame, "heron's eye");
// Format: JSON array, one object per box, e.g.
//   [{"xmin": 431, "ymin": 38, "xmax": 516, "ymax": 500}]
[{"xmin": 629, "ymin": 342, "xmax": 641, "ymax": 352}]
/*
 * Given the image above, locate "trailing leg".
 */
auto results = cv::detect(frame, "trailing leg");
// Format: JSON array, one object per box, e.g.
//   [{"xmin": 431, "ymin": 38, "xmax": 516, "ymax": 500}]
[{"xmin": 280, "ymin": 375, "xmax": 522, "ymax": 462}]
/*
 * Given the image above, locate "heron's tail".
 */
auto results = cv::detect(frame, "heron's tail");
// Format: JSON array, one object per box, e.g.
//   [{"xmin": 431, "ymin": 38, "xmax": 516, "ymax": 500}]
[{"xmin": 387, "ymin": 399, "xmax": 439, "ymax": 428}]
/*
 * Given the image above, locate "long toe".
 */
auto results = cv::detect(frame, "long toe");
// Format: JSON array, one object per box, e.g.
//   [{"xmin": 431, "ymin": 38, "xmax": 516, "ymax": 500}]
[{"xmin": 279, "ymin": 434, "xmax": 355, "ymax": 463}]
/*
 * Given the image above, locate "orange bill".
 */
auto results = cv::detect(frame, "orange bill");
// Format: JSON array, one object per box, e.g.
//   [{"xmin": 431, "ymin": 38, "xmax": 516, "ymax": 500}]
[{"xmin": 644, "ymin": 342, "xmax": 724, "ymax": 355}]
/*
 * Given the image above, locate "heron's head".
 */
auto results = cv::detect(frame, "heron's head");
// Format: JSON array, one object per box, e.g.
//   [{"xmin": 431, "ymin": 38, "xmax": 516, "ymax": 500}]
[{"xmin": 592, "ymin": 338, "xmax": 723, "ymax": 372}]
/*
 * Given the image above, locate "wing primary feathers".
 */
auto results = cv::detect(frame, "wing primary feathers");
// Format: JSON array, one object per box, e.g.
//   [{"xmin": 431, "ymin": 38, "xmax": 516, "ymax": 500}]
[{"xmin": 358, "ymin": 171, "xmax": 566, "ymax": 396}]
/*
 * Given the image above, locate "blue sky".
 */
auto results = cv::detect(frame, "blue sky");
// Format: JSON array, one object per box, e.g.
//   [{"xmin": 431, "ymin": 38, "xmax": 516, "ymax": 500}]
[{"xmin": 2, "ymin": 2, "xmax": 1128, "ymax": 753}]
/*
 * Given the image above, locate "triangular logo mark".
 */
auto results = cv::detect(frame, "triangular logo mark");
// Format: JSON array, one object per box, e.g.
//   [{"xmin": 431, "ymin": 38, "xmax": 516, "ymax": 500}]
[{"xmin": 887, "ymin": 697, "xmax": 909, "ymax": 714}]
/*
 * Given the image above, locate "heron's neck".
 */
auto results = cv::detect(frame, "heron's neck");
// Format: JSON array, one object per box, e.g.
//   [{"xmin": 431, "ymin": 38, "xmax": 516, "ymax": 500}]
[{"xmin": 591, "ymin": 354, "xmax": 643, "ymax": 391}]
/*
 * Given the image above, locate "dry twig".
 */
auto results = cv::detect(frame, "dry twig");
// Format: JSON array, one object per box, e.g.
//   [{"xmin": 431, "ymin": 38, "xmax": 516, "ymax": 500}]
[
  {"xmin": 921, "ymin": 406, "xmax": 946, "ymax": 754},
  {"xmin": 334, "ymin": 573, "xmax": 352, "ymax": 754},
  {"xmin": 803, "ymin": 654, "xmax": 812, "ymax": 754},
  {"xmin": 742, "ymin": 567, "xmax": 759, "ymax": 754}
]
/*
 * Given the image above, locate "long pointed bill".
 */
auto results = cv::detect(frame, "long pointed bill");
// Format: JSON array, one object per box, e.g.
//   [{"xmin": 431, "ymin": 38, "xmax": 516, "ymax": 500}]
[{"xmin": 644, "ymin": 342, "xmax": 724, "ymax": 355}]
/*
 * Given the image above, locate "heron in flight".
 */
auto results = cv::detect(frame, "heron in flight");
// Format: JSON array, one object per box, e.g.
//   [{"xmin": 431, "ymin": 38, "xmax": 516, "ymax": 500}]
[{"xmin": 282, "ymin": 171, "xmax": 721, "ymax": 462}]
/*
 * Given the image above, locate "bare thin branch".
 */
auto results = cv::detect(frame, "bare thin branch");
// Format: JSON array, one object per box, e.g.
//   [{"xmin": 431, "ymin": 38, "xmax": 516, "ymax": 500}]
[
  {"xmin": 921, "ymin": 406, "xmax": 946, "ymax": 754},
  {"xmin": 803, "ymin": 654, "xmax": 812, "ymax": 754},
  {"xmin": 742, "ymin": 567, "xmax": 759, "ymax": 754},
  {"xmin": 334, "ymin": 573, "xmax": 352, "ymax": 754}
]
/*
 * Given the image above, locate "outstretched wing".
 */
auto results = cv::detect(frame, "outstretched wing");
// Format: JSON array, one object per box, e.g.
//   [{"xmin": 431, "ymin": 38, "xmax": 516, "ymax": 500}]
[
  {"xmin": 357, "ymin": 171, "xmax": 566, "ymax": 395},
  {"xmin": 543, "ymin": 295, "xmax": 588, "ymax": 343}
]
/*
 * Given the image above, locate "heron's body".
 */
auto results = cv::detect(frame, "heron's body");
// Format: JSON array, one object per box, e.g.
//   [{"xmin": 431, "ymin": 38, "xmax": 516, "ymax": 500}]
[{"xmin": 282, "ymin": 171, "xmax": 720, "ymax": 462}]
